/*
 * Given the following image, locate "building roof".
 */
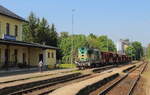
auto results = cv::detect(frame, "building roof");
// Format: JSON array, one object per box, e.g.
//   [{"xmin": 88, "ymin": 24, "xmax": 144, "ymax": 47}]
[
  {"xmin": 0, "ymin": 5, "xmax": 27, "ymax": 22},
  {"xmin": 0, "ymin": 39, "xmax": 58, "ymax": 50},
  {"xmin": 119, "ymin": 39, "xmax": 130, "ymax": 45}
]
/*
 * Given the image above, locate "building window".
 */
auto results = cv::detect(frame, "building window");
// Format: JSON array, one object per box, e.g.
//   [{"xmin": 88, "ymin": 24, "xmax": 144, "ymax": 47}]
[
  {"xmin": 15, "ymin": 25, "xmax": 18, "ymax": 36},
  {"xmin": 6, "ymin": 23, "xmax": 10, "ymax": 35},
  {"xmin": 48, "ymin": 52, "xmax": 50, "ymax": 58},
  {"xmin": 51, "ymin": 52, "xmax": 54, "ymax": 58}
]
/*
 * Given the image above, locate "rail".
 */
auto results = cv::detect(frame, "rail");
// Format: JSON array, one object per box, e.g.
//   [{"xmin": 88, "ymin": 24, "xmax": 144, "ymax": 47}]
[{"xmin": 97, "ymin": 62, "xmax": 147, "ymax": 95}]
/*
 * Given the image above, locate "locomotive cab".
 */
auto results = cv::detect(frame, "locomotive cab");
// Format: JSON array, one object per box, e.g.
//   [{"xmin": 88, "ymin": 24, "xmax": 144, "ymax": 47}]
[{"xmin": 77, "ymin": 47, "xmax": 101, "ymax": 68}]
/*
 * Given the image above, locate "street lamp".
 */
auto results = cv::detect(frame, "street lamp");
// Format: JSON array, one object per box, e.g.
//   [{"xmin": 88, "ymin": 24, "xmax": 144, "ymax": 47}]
[{"xmin": 71, "ymin": 9, "xmax": 75, "ymax": 65}]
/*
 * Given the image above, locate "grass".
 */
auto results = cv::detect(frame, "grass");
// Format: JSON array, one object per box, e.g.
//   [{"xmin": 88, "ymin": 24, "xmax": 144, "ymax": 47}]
[{"xmin": 57, "ymin": 63, "xmax": 77, "ymax": 69}]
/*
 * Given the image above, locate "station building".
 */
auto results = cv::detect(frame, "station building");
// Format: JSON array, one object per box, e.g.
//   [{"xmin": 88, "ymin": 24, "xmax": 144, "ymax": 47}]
[
  {"xmin": 0, "ymin": 5, "xmax": 58, "ymax": 69},
  {"xmin": 116, "ymin": 39, "xmax": 130, "ymax": 55}
]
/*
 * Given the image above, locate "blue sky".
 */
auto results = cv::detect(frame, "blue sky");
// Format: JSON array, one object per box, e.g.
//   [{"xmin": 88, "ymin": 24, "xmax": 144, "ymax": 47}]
[{"xmin": 0, "ymin": 0, "xmax": 150, "ymax": 46}]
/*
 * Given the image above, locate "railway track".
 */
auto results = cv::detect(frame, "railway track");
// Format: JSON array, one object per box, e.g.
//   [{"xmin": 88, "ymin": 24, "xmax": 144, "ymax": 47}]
[
  {"xmin": 0, "ymin": 65, "xmax": 118, "ymax": 95},
  {"xmin": 126, "ymin": 62, "xmax": 147, "ymax": 95},
  {"xmin": 0, "ymin": 63, "xmax": 136, "ymax": 95},
  {"xmin": 0, "ymin": 73, "xmax": 81, "ymax": 95},
  {"xmin": 9, "ymin": 72, "xmax": 112, "ymax": 95},
  {"xmin": 0, "ymin": 65, "xmax": 117, "ymax": 85},
  {"xmin": 9, "ymin": 74, "xmax": 91, "ymax": 95},
  {"xmin": 94, "ymin": 62, "xmax": 147, "ymax": 95}
]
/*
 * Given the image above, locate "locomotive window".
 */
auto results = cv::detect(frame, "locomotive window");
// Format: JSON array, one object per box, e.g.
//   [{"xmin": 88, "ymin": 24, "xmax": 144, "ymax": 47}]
[
  {"xmin": 81, "ymin": 52, "xmax": 84, "ymax": 54},
  {"xmin": 88, "ymin": 50, "xmax": 93, "ymax": 54}
]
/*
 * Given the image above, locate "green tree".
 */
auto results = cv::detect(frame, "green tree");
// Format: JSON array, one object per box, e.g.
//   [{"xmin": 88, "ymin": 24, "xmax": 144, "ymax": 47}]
[
  {"xmin": 60, "ymin": 32, "xmax": 69, "ymax": 38},
  {"xmin": 88, "ymin": 33, "xmax": 97, "ymax": 39},
  {"xmin": 125, "ymin": 46, "xmax": 136, "ymax": 59},
  {"xmin": 97, "ymin": 35, "xmax": 116, "ymax": 52},
  {"xmin": 23, "ymin": 12, "xmax": 58, "ymax": 47},
  {"xmin": 49, "ymin": 24, "xmax": 58, "ymax": 47},
  {"xmin": 36, "ymin": 18, "xmax": 51, "ymax": 45},
  {"xmin": 23, "ymin": 12, "xmax": 39, "ymax": 42},
  {"xmin": 146, "ymin": 44, "xmax": 150, "ymax": 60},
  {"xmin": 57, "ymin": 32, "xmax": 70, "ymax": 60},
  {"xmin": 59, "ymin": 33, "xmax": 117, "ymax": 64},
  {"xmin": 132, "ymin": 41, "xmax": 143, "ymax": 60},
  {"xmin": 59, "ymin": 34, "xmax": 88, "ymax": 63},
  {"xmin": 87, "ymin": 34, "xmax": 99, "ymax": 48}
]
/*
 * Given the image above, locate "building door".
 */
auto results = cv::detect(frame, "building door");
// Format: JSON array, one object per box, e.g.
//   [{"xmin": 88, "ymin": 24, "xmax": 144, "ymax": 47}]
[
  {"xmin": 23, "ymin": 53, "xmax": 26, "ymax": 64},
  {"xmin": 14, "ymin": 49, "xmax": 18, "ymax": 65},
  {"xmin": 39, "ymin": 54, "xmax": 43, "ymax": 62},
  {"xmin": 5, "ymin": 49, "xmax": 9, "ymax": 65},
  {"xmin": 0, "ymin": 48, "xmax": 1, "ymax": 64}
]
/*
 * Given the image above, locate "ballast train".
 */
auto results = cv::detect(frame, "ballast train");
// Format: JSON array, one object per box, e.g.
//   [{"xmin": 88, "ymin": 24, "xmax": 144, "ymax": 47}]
[{"xmin": 76, "ymin": 47, "xmax": 131, "ymax": 69}]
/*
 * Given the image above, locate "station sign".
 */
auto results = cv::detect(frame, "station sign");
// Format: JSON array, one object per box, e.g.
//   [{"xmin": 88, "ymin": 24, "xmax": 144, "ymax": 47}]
[{"xmin": 3, "ymin": 34, "xmax": 16, "ymax": 40}]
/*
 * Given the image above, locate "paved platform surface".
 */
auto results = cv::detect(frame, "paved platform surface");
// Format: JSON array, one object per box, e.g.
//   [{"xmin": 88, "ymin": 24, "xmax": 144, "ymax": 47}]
[
  {"xmin": 49, "ymin": 62, "xmax": 142, "ymax": 95},
  {"xmin": 0, "ymin": 68, "xmax": 77, "ymax": 84},
  {"xmin": 0, "ymin": 68, "xmax": 39, "ymax": 77},
  {"xmin": 0, "ymin": 71, "xmax": 78, "ymax": 89}
]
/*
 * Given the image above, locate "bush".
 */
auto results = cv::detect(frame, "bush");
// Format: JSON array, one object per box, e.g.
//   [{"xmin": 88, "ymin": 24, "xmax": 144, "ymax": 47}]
[{"xmin": 57, "ymin": 63, "xmax": 76, "ymax": 69}]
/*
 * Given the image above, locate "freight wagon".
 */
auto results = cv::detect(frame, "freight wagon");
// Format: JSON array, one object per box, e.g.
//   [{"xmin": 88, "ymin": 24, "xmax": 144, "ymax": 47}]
[{"xmin": 76, "ymin": 47, "xmax": 131, "ymax": 69}]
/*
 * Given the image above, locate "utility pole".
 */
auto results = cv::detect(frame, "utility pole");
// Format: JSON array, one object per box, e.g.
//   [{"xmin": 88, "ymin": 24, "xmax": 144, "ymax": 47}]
[
  {"xmin": 107, "ymin": 36, "xmax": 109, "ymax": 52},
  {"xmin": 71, "ymin": 9, "xmax": 75, "ymax": 65}
]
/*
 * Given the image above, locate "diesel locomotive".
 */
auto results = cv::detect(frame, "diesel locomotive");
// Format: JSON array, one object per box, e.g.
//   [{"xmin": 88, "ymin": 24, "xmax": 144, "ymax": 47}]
[{"xmin": 76, "ymin": 47, "xmax": 131, "ymax": 69}]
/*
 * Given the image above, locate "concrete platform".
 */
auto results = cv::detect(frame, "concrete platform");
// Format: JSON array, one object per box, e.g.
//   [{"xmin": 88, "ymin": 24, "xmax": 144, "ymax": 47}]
[
  {"xmin": 0, "ymin": 72, "xmax": 79, "ymax": 90},
  {"xmin": 0, "ymin": 68, "xmax": 39, "ymax": 77},
  {"xmin": 0, "ymin": 68, "xmax": 77, "ymax": 85}
]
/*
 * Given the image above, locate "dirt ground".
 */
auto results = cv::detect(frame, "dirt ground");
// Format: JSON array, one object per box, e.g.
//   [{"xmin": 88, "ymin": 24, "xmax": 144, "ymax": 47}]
[
  {"xmin": 134, "ymin": 62, "xmax": 150, "ymax": 95},
  {"xmin": 142, "ymin": 63, "xmax": 150, "ymax": 95},
  {"xmin": 132, "ymin": 77, "xmax": 146, "ymax": 95}
]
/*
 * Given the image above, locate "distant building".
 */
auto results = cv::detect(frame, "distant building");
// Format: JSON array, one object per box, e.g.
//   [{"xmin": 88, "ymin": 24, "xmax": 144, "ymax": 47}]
[
  {"xmin": 116, "ymin": 39, "xmax": 130, "ymax": 54},
  {"xmin": 0, "ymin": 5, "xmax": 58, "ymax": 69}
]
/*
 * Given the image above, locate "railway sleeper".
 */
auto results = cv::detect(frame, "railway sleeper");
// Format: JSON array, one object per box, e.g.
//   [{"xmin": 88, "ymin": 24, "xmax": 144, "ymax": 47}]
[
  {"xmin": 123, "ymin": 65, "xmax": 136, "ymax": 73},
  {"xmin": 76, "ymin": 73, "xmax": 119, "ymax": 95}
]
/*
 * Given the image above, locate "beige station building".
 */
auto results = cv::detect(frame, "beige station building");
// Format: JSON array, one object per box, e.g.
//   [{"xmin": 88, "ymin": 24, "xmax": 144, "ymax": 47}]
[{"xmin": 0, "ymin": 5, "xmax": 58, "ymax": 69}]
